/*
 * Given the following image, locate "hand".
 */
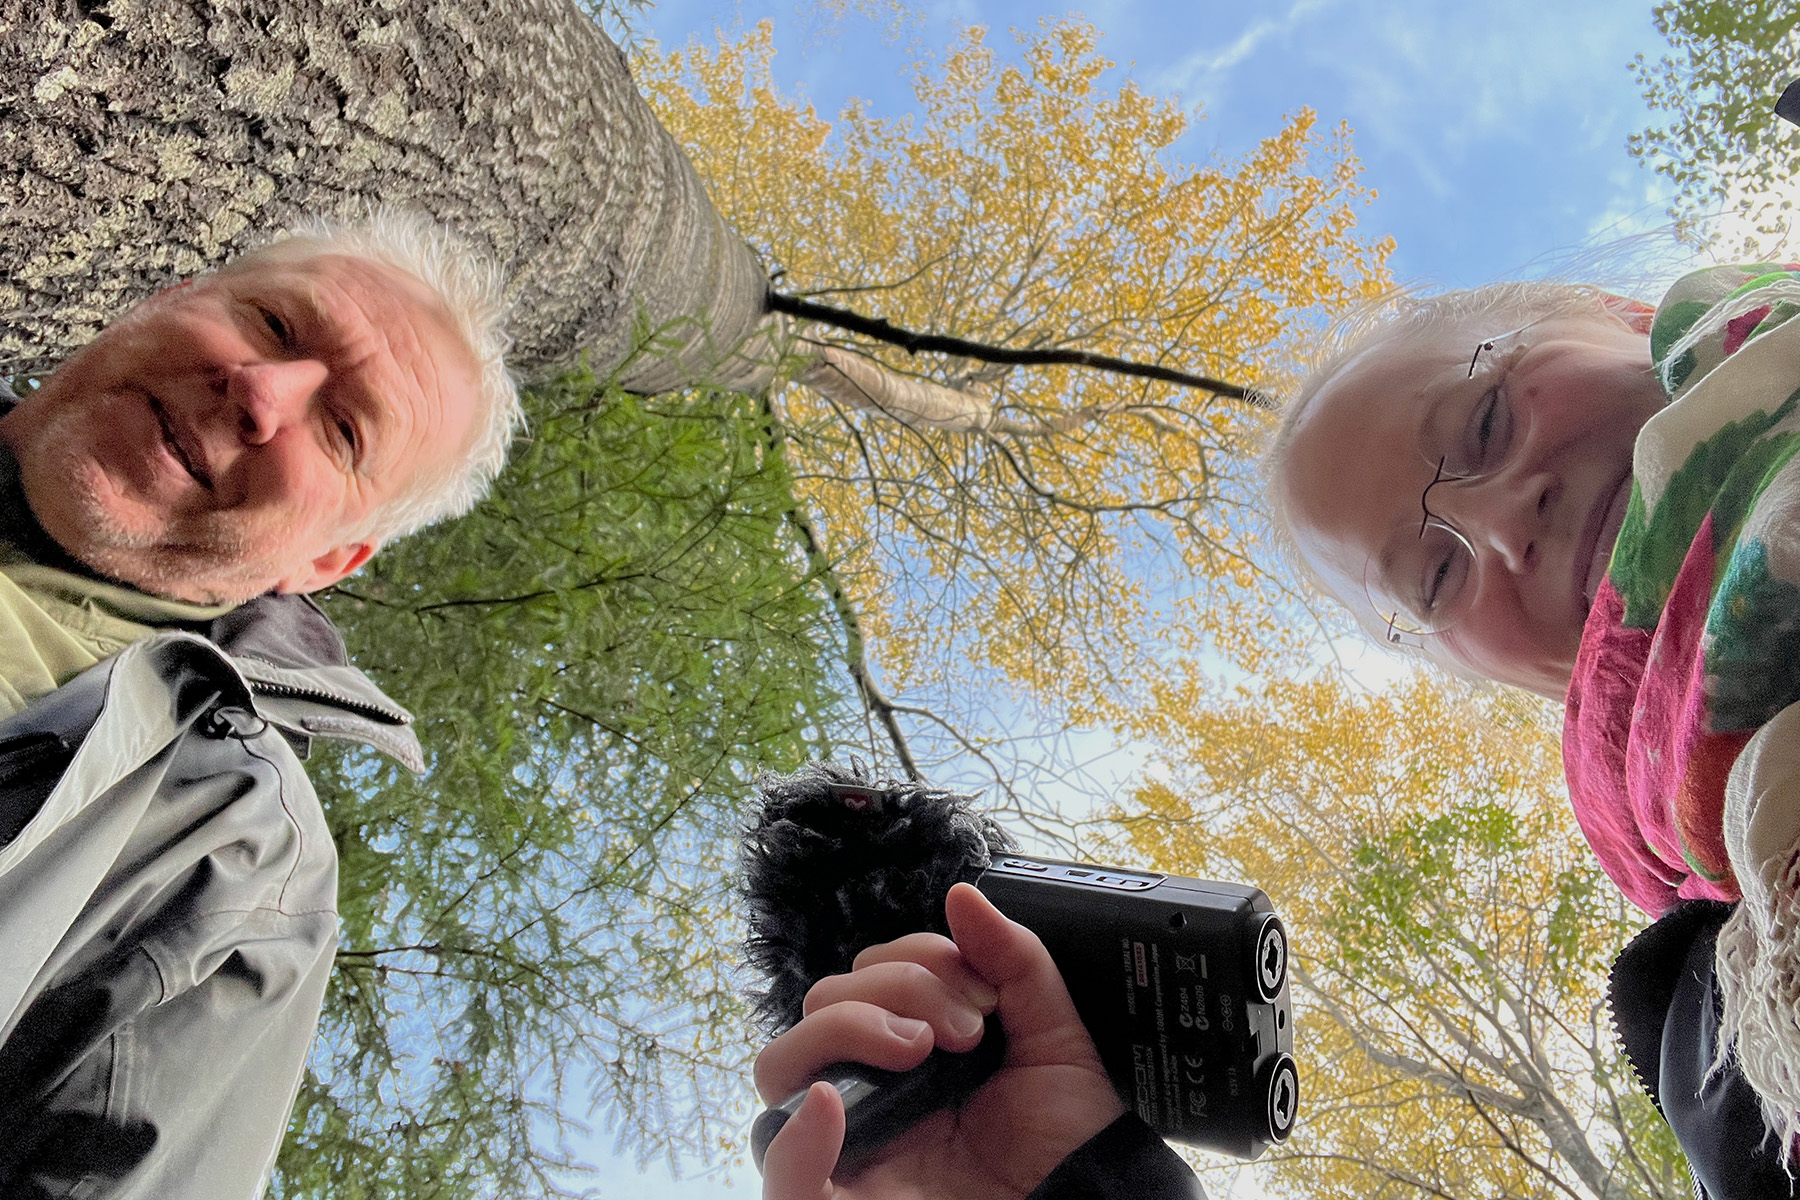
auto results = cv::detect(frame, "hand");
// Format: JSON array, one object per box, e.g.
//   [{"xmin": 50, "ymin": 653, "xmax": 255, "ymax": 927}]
[{"xmin": 755, "ymin": 882, "xmax": 1126, "ymax": 1200}]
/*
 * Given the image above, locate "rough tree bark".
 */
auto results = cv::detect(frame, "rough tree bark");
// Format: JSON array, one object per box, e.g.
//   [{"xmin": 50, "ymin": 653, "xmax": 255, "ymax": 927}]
[{"xmin": 0, "ymin": 0, "xmax": 987, "ymax": 421}]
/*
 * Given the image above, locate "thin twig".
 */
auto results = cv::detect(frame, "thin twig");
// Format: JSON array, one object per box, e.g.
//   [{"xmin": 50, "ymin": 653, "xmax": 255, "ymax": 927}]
[{"xmin": 757, "ymin": 394, "xmax": 921, "ymax": 778}]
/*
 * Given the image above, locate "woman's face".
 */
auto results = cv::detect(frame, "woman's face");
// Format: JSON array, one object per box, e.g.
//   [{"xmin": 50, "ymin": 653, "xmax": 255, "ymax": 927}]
[{"xmin": 1281, "ymin": 309, "xmax": 1665, "ymax": 697}]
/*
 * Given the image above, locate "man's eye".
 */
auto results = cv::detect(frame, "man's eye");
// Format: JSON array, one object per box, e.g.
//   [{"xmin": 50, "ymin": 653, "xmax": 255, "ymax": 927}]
[
  {"xmin": 333, "ymin": 415, "xmax": 360, "ymax": 462},
  {"xmin": 259, "ymin": 307, "xmax": 292, "ymax": 347}
]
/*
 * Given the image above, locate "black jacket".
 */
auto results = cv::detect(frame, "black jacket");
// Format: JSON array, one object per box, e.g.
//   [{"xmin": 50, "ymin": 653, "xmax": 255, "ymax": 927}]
[
  {"xmin": 1025, "ymin": 1115, "xmax": 1207, "ymax": 1200},
  {"xmin": 1610, "ymin": 901, "xmax": 1797, "ymax": 1199}
]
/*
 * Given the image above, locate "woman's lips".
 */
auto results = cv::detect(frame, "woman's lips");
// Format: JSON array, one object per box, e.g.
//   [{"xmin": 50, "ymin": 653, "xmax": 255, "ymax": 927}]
[{"xmin": 1581, "ymin": 476, "xmax": 1631, "ymax": 611}]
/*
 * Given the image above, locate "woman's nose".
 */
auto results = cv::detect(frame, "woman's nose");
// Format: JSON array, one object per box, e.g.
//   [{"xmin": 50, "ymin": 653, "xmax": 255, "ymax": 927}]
[{"xmin": 1431, "ymin": 472, "xmax": 1553, "ymax": 574}]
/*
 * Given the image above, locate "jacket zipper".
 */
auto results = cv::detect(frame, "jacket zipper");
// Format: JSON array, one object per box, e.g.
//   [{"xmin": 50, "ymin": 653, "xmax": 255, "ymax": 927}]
[{"xmin": 244, "ymin": 677, "xmax": 409, "ymax": 726}]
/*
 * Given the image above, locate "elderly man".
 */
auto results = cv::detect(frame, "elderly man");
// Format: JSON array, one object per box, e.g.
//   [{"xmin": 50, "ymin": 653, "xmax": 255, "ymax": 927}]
[{"xmin": 0, "ymin": 211, "xmax": 518, "ymax": 1198}]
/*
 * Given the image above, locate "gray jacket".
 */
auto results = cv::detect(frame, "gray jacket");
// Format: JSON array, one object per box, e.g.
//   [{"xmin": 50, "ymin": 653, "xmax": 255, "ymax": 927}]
[{"xmin": 0, "ymin": 595, "xmax": 422, "ymax": 1199}]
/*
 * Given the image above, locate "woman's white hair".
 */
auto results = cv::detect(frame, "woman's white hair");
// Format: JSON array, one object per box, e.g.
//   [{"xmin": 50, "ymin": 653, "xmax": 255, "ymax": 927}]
[{"xmin": 222, "ymin": 207, "xmax": 522, "ymax": 543}]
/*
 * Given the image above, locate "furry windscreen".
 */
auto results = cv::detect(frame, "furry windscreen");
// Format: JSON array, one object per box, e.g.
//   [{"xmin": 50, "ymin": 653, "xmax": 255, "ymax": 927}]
[{"xmin": 741, "ymin": 761, "xmax": 1016, "ymax": 1034}]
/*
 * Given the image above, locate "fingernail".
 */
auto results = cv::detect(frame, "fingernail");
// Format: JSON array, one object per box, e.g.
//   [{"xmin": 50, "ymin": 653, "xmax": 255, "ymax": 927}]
[
  {"xmin": 952, "ymin": 1008, "xmax": 984, "ymax": 1039},
  {"xmin": 886, "ymin": 1015, "xmax": 928, "ymax": 1040}
]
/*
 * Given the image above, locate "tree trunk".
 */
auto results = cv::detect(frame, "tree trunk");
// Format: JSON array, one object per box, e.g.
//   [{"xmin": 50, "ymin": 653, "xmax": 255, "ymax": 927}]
[
  {"xmin": 0, "ymin": 0, "xmax": 784, "ymax": 391},
  {"xmin": 0, "ymin": 0, "xmax": 1033, "ymax": 439}
]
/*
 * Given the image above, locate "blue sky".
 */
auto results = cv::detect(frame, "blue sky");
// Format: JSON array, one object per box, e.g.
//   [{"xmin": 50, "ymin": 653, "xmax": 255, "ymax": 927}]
[
  {"xmin": 587, "ymin": 1, "xmax": 1691, "ymax": 1195},
  {"xmin": 637, "ymin": 0, "xmax": 1688, "ymax": 284}
]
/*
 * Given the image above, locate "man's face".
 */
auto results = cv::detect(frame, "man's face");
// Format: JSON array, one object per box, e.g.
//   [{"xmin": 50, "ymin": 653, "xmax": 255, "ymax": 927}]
[{"xmin": 0, "ymin": 253, "xmax": 480, "ymax": 604}]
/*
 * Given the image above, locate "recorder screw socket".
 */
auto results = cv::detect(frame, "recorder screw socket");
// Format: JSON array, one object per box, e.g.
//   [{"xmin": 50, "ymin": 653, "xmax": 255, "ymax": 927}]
[{"xmin": 1259, "ymin": 1053, "xmax": 1299, "ymax": 1143}]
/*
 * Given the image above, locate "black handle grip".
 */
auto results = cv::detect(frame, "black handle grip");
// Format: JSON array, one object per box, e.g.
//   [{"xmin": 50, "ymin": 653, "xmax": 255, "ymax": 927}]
[{"xmin": 751, "ymin": 1014, "xmax": 1007, "ymax": 1175}]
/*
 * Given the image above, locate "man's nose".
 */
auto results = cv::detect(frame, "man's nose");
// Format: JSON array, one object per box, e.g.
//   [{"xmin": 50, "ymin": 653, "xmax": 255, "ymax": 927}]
[
  {"xmin": 1432, "ymin": 472, "xmax": 1552, "ymax": 574},
  {"xmin": 229, "ymin": 359, "xmax": 329, "ymax": 444}
]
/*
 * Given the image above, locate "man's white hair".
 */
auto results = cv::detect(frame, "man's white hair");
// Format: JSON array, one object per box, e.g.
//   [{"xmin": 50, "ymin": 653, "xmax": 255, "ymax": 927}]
[{"xmin": 223, "ymin": 208, "xmax": 522, "ymax": 543}]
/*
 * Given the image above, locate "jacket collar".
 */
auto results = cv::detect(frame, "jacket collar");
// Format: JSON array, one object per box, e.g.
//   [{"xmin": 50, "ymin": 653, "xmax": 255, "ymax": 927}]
[
  {"xmin": 1607, "ymin": 898, "xmax": 1737, "ymax": 1111},
  {"xmin": 231, "ymin": 652, "xmax": 424, "ymax": 774},
  {"xmin": 0, "ymin": 386, "xmax": 422, "ymax": 772},
  {"xmin": 213, "ymin": 594, "xmax": 423, "ymax": 773}
]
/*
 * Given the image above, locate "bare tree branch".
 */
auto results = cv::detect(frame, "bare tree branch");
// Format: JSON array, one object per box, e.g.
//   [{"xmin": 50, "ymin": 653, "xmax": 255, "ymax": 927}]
[{"xmin": 770, "ymin": 290, "xmax": 1269, "ymax": 406}]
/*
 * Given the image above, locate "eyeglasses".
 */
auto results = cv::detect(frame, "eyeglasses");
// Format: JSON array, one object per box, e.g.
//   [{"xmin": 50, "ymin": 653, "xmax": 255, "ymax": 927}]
[{"xmin": 1365, "ymin": 325, "xmax": 1533, "ymax": 646}]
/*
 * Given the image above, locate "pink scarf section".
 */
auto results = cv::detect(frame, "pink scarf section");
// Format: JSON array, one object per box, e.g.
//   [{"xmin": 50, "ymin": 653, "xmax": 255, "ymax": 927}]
[{"xmin": 1563, "ymin": 512, "xmax": 1749, "ymax": 916}]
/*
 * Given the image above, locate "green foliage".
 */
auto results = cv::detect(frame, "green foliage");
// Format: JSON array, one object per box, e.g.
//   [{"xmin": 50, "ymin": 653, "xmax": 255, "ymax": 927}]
[
  {"xmin": 1328, "ymin": 799, "xmax": 1629, "ymax": 995},
  {"xmin": 270, "ymin": 372, "xmax": 846, "ymax": 1197},
  {"xmin": 577, "ymin": 0, "xmax": 654, "ymax": 52},
  {"xmin": 1630, "ymin": 0, "xmax": 1800, "ymax": 248},
  {"xmin": 1319, "ymin": 799, "xmax": 1684, "ymax": 1199},
  {"xmin": 1332, "ymin": 803, "xmax": 1526, "ymax": 961}
]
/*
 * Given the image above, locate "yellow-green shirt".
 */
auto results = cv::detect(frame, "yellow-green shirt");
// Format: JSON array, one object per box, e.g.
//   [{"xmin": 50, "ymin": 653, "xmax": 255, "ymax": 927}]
[{"xmin": 0, "ymin": 556, "xmax": 232, "ymax": 718}]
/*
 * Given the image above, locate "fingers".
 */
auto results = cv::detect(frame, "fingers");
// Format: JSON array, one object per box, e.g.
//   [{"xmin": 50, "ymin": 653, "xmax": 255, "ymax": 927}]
[
  {"xmin": 754, "ymin": 1000, "xmax": 935, "ymax": 1103},
  {"xmin": 851, "ymin": 933, "xmax": 1000, "ymax": 1013},
  {"xmin": 760, "ymin": 1082, "xmax": 842, "ymax": 1200},
  {"xmin": 758, "ymin": 917, "xmax": 1011, "ymax": 1105},
  {"xmin": 802, "ymin": 960, "xmax": 989, "ymax": 1052},
  {"xmin": 941, "ymin": 882, "xmax": 1101, "ymax": 1072}
]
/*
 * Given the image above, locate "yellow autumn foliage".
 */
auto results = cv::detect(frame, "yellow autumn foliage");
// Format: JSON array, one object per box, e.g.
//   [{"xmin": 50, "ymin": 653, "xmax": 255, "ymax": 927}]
[
  {"xmin": 642, "ymin": 18, "xmax": 1682, "ymax": 1196},
  {"xmin": 638, "ymin": 21, "xmax": 1391, "ymax": 710},
  {"xmin": 1117, "ymin": 666, "xmax": 1688, "ymax": 1199}
]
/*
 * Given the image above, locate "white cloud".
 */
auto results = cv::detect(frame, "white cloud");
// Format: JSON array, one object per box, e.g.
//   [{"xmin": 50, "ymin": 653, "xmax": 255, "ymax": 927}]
[
  {"xmin": 1150, "ymin": 0, "xmax": 1337, "ymax": 107},
  {"xmin": 1249, "ymin": 3, "xmax": 1645, "ymax": 154},
  {"xmin": 1137, "ymin": 0, "xmax": 1659, "ymax": 207}
]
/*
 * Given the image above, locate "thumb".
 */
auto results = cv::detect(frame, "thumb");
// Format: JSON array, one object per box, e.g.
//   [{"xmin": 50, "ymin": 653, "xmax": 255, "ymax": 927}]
[
  {"xmin": 942, "ymin": 882, "xmax": 1097, "ymax": 1069},
  {"xmin": 760, "ymin": 1082, "xmax": 843, "ymax": 1200}
]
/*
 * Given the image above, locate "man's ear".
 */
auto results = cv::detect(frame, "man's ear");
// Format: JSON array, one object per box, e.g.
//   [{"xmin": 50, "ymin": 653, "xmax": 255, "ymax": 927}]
[{"xmin": 274, "ymin": 541, "xmax": 378, "ymax": 594}]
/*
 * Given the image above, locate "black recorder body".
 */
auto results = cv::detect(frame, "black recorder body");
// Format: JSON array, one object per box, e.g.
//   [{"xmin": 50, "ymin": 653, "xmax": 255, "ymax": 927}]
[
  {"xmin": 749, "ymin": 849, "xmax": 1296, "ymax": 1172},
  {"xmin": 978, "ymin": 854, "xmax": 1296, "ymax": 1158}
]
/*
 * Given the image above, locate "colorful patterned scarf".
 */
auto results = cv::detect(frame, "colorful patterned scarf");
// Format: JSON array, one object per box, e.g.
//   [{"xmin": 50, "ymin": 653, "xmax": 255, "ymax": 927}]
[{"xmin": 1564, "ymin": 262, "xmax": 1800, "ymax": 917}]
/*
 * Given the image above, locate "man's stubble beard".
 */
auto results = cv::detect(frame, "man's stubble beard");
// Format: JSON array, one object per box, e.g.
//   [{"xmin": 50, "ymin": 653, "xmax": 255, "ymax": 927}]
[{"xmin": 24, "ymin": 416, "xmax": 285, "ymax": 607}]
